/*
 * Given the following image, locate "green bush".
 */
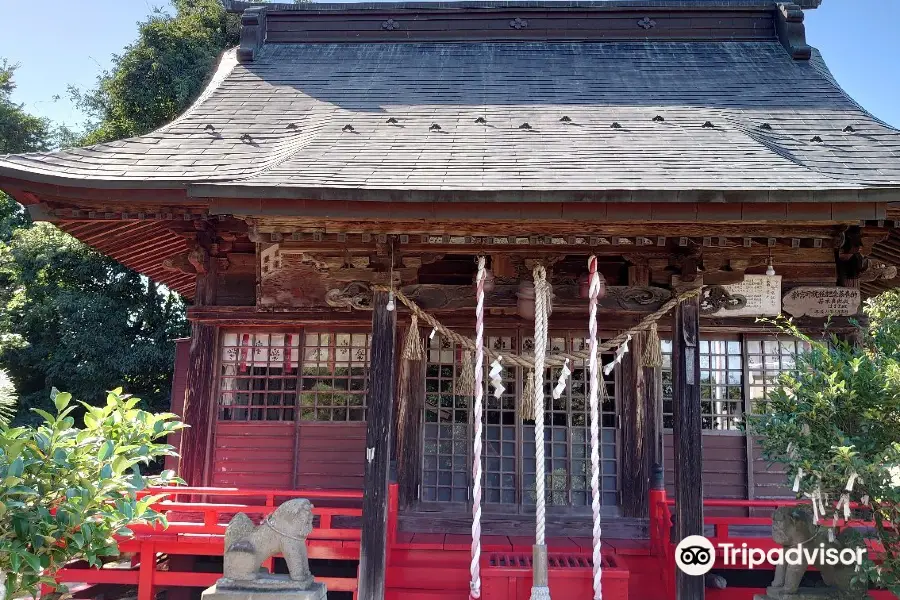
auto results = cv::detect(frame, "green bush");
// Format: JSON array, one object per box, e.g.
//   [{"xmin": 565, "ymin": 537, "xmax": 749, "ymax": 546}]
[
  {"xmin": 0, "ymin": 388, "xmax": 184, "ymax": 598},
  {"xmin": 748, "ymin": 306, "xmax": 900, "ymax": 594}
]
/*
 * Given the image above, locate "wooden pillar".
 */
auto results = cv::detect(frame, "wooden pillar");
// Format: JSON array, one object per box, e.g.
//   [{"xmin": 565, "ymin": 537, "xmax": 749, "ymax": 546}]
[
  {"xmin": 358, "ymin": 291, "xmax": 397, "ymax": 600},
  {"xmin": 672, "ymin": 290, "xmax": 704, "ymax": 600},
  {"xmin": 179, "ymin": 237, "xmax": 218, "ymax": 488},
  {"xmin": 621, "ymin": 264, "xmax": 654, "ymax": 517}
]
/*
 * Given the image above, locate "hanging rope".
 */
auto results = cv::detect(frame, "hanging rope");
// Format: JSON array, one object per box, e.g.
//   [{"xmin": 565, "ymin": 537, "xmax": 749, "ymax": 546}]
[
  {"xmin": 396, "ymin": 314, "xmax": 425, "ymax": 474},
  {"xmin": 457, "ymin": 350, "xmax": 476, "ymax": 396},
  {"xmin": 470, "ymin": 257, "xmax": 486, "ymax": 600},
  {"xmin": 402, "ymin": 314, "xmax": 424, "ymax": 360},
  {"xmin": 372, "ymin": 285, "xmax": 702, "ymax": 369},
  {"xmin": 520, "ymin": 369, "xmax": 536, "ymax": 421},
  {"xmin": 531, "ymin": 264, "xmax": 552, "ymax": 600},
  {"xmin": 587, "ymin": 256, "xmax": 603, "ymax": 600},
  {"xmin": 642, "ymin": 322, "xmax": 663, "ymax": 368}
]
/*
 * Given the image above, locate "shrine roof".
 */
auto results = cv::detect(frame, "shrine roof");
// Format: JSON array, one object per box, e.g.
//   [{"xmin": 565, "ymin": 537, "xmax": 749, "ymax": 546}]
[{"xmin": 1, "ymin": 1, "xmax": 899, "ymax": 206}]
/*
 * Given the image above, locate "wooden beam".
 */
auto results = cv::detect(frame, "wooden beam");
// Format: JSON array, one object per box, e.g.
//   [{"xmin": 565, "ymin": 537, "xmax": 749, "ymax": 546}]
[
  {"xmin": 358, "ymin": 291, "xmax": 397, "ymax": 600},
  {"xmin": 672, "ymin": 291, "xmax": 704, "ymax": 600}
]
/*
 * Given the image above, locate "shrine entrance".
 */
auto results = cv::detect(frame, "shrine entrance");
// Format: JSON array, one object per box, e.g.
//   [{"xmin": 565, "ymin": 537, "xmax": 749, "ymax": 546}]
[{"xmin": 420, "ymin": 329, "xmax": 620, "ymax": 516}]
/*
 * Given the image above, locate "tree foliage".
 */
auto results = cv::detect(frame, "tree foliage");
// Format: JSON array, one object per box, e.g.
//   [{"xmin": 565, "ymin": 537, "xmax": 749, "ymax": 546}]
[
  {"xmin": 0, "ymin": 224, "xmax": 187, "ymax": 419},
  {"xmin": 0, "ymin": 388, "xmax": 183, "ymax": 599},
  {"xmin": 71, "ymin": 0, "xmax": 241, "ymax": 145},
  {"xmin": 748, "ymin": 306, "xmax": 900, "ymax": 594},
  {"xmin": 0, "ymin": 61, "xmax": 50, "ymax": 155}
]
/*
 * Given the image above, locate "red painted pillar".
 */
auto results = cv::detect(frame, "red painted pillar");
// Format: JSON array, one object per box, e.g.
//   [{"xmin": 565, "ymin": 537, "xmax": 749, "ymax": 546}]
[{"xmin": 137, "ymin": 541, "xmax": 156, "ymax": 600}]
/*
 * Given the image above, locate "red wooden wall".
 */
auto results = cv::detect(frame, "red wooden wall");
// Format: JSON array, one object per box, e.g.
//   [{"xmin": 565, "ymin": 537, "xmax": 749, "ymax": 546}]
[{"xmin": 208, "ymin": 422, "xmax": 367, "ymax": 490}]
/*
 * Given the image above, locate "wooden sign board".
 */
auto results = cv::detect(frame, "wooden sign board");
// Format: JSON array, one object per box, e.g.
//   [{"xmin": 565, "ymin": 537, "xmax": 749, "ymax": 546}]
[
  {"xmin": 716, "ymin": 275, "xmax": 782, "ymax": 317},
  {"xmin": 677, "ymin": 274, "xmax": 781, "ymax": 317},
  {"xmin": 782, "ymin": 287, "xmax": 861, "ymax": 318}
]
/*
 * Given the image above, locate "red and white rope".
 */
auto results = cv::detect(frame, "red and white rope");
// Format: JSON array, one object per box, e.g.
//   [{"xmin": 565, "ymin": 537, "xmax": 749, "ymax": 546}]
[
  {"xmin": 470, "ymin": 256, "xmax": 486, "ymax": 600},
  {"xmin": 588, "ymin": 256, "xmax": 604, "ymax": 600},
  {"xmin": 533, "ymin": 265, "xmax": 551, "ymax": 548}
]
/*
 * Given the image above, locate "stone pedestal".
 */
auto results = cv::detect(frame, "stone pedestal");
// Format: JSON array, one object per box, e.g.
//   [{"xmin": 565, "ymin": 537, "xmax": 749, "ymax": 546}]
[{"xmin": 202, "ymin": 577, "xmax": 327, "ymax": 600}]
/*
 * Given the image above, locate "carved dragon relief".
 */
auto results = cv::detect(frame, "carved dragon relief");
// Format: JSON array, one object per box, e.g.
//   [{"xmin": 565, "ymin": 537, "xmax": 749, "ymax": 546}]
[{"xmin": 700, "ymin": 285, "xmax": 748, "ymax": 315}]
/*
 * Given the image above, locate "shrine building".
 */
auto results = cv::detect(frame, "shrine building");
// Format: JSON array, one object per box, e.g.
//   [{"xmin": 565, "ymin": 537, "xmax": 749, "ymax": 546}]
[{"xmin": 2, "ymin": 1, "xmax": 900, "ymax": 599}]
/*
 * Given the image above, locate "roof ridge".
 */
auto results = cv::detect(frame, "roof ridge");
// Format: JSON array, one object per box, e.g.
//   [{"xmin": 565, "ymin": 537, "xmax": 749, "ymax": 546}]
[{"xmin": 224, "ymin": 0, "xmax": 822, "ymax": 12}]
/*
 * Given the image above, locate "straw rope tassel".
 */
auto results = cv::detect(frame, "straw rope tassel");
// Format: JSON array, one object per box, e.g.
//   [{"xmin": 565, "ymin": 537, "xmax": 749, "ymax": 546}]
[
  {"xmin": 402, "ymin": 314, "xmax": 424, "ymax": 360},
  {"xmin": 642, "ymin": 322, "xmax": 663, "ymax": 368},
  {"xmin": 587, "ymin": 256, "xmax": 604, "ymax": 600},
  {"xmin": 470, "ymin": 257, "xmax": 486, "ymax": 600},
  {"xmin": 530, "ymin": 265, "xmax": 552, "ymax": 600},
  {"xmin": 457, "ymin": 350, "xmax": 476, "ymax": 396},
  {"xmin": 521, "ymin": 369, "xmax": 536, "ymax": 421}
]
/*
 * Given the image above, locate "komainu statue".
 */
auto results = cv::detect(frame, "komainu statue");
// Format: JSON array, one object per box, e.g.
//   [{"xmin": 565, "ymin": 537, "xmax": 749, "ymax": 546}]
[
  {"xmin": 754, "ymin": 506, "xmax": 870, "ymax": 600},
  {"xmin": 202, "ymin": 498, "xmax": 327, "ymax": 600}
]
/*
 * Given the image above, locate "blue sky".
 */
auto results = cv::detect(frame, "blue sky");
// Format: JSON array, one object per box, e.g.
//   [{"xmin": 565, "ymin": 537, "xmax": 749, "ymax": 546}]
[{"xmin": 2, "ymin": 1, "xmax": 899, "ymax": 129}]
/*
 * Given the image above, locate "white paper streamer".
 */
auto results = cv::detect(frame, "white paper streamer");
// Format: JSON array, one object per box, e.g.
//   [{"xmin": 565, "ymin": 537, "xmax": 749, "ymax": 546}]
[
  {"xmin": 553, "ymin": 359, "xmax": 571, "ymax": 399},
  {"xmin": 792, "ymin": 468, "xmax": 804, "ymax": 493},
  {"xmin": 429, "ymin": 327, "xmax": 437, "ymax": 340},
  {"xmin": 861, "ymin": 495, "xmax": 870, "ymax": 507},
  {"xmin": 846, "ymin": 471, "xmax": 858, "ymax": 492},
  {"xmin": 843, "ymin": 494, "xmax": 851, "ymax": 521},
  {"xmin": 489, "ymin": 357, "xmax": 506, "ymax": 398},
  {"xmin": 807, "ymin": 490, "xmax": 819, "ymax": 523},
  {"xmin": 603, "ymin": 335, "xmax": 632, "ymax": 376}
]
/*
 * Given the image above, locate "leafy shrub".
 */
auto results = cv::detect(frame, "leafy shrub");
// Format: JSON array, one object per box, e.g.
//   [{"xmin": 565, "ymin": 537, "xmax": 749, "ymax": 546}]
[
  {"xmin": 748, "ymin": 310, "xmax": 900, "ymax": 594},
  {"xmin": 0, "ymin": 388, "xmax": 184, "ymax": 598}
]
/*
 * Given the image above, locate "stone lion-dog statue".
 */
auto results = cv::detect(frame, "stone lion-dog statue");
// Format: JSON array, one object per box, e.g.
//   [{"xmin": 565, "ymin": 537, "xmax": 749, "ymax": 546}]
[
  {"xmin": 756, "ymin": 506, "xmax": 870, "ymax": 600},
  {"xmin": 220, "ymin": 498, "xmax": 315, "ymax": 589}
]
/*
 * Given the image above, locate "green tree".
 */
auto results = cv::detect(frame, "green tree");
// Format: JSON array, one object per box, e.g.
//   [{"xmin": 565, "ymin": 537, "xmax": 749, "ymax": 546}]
[
  {"xmin": 70, "ymin": 0, "xmax": 242, "ymax": 144},
  {"xmin": 748, "ymin": 308, "xmax": 900, "ymax": 595},
  {"xmin": 0, "ymin": 388, "xmax": 183, "ymax": 598},
  {"xmin": 0, "ymin": 60, "xmax": 50, "ymax": 155},
  {"xmin": 0, "ymin": 224, "xmax": 187, "ymax": 419}
]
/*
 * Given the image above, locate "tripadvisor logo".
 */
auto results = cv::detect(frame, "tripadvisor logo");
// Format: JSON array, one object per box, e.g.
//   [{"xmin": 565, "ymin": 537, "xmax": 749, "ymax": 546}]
[{"xmin": 675, "ymin": 535, "xmax": 866, "ymax": 576}]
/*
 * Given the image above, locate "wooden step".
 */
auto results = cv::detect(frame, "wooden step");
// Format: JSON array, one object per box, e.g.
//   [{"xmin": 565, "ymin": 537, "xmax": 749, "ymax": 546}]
[{"xmin": 386, "ymin": 565, "xmax": 470, "ymax": 591}]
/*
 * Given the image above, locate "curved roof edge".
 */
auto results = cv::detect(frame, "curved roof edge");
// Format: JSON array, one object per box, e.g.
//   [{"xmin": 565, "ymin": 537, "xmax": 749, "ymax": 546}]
[{"xmin": 0, "ymin": 49, "xmax": 240, "ymax": 190}]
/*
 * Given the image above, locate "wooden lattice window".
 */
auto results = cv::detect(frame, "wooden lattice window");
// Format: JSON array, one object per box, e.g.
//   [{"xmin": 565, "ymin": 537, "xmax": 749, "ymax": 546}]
[
  {"xmin": 662, "ymin": 338, "xmax": 743, "ymax": 431},
  {"xmin": 218, "ymin": 332, "xmax": 300, "ymax": 421},
  {"xmin": 746, "ymin": 338, "xmax": 811, "ymax": 414},
  {"xmin": 217, "ymin": 330, "xmax": 370, "ymax": 423},
  {"xmin": 299, "ymin": 332, "xmax": 370, "ymax": 422},
  {"xmin": 662, "ymin": 335, "xmax": 809, "ymax": 431},
  {"xmin": 422, "ymin": 331, "xmax": 619, "ymax": 510},
  {"xmin": 522, "ymin": 335, "xmax": 618, "ymax": 508}
]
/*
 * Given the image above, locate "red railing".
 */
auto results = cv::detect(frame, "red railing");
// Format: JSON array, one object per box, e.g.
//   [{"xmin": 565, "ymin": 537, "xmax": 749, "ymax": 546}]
[
  {"xmin": 649, "ymin": 487, "xmax": 893, "ymax": 598},
  {"xmin": 47, "ymin": 485, "xmax": 376, "ymax": 600}
]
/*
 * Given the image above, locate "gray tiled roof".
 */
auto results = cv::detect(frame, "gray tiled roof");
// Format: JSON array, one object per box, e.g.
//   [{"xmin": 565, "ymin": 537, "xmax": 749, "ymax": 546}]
[{"xmin": 2, "ymin": 41, "xmax": 900, "ymax": 199}]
